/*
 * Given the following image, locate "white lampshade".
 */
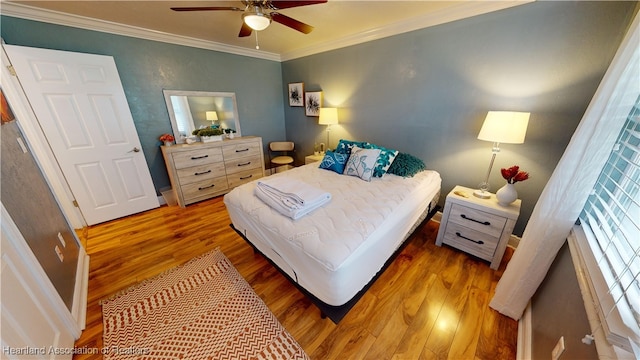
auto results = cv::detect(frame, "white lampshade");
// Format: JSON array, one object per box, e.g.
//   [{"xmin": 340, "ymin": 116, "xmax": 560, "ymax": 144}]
[
  {"xmin": 243, "ymin": 10, "xmax": 271, "ymax": 31},
  {"xmin": 206, "ymin": 111, "xmax": 218, "ymax": 121},
  {"xmin": 318, "ymin": 108, "xmax": 338, "ymax": 125},
  {"xmin": 477, "ymin": 111, "xmax": 530, "ymax": 144}
]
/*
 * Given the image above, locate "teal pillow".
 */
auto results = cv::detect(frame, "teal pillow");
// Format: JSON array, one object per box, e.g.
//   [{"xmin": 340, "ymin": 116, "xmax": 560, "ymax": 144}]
[
  {"xmin": 343, "ymin": 146, "xmax": 381, "ymax": 181},
  {"xmin": 387, "ymin": 152, "xmax": 426, "ymax": 177},
  {"xmin": 319, "ymin": 150, "xmax": 349, "ymax": 174},
  {"xmin": 335, "ymin": 139, "xmax": 368, "ymax": 155},
  {"xmin": 364, "ymin": 143, "xmax": 399, "ymax": 177}
]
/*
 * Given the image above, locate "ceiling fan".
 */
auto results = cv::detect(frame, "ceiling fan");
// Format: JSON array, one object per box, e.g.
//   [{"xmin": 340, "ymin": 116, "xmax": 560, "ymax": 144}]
[{"xmin": 171, "ymin": 1, "xmax": 328, "ymax": 37}]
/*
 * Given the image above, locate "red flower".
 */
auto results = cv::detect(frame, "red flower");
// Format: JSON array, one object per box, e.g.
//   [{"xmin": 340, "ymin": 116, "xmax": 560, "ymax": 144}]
[
  {"xmin": 159, "ymin": 133, "xmax": 175, "ymax": 142},
  {"xmin": 501, "ymin": 165, "xmax": 529, "ymax": 184}
]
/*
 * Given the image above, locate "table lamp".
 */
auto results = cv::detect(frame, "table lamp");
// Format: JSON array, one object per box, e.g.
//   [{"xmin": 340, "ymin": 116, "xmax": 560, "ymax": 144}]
[
  {"xmin": 319, "ymin": 107, "xmax": 338, "ymax": 150},
  {"xmin": 474, "ymin": 111, "xmax": 530, "ymax": 199},
  {"xmin": 206, "ymin": 111, "xmax": 218, "ymax": 128}
]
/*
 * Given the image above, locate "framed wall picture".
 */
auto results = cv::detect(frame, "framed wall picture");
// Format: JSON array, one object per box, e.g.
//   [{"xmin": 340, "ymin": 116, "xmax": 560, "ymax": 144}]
[
  {"xmin": 288, "ymin": 82, "xmax": 304, "ymax": 107},
  {"xmin": 305, "ymin": 91, "xmax": 322, "ymax": 116}
]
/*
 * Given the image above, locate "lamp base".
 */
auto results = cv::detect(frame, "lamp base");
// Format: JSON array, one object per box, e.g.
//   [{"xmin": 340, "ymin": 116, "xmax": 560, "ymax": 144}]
[{"xmin": 473, "ymin": 189, "xmax": 492, "ymax": 199}]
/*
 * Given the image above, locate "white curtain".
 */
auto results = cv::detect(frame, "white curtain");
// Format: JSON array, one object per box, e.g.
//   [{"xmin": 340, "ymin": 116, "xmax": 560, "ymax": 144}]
[{"xmin": 489, "ymin": 13, "xmax": 640, "ymax": 320}]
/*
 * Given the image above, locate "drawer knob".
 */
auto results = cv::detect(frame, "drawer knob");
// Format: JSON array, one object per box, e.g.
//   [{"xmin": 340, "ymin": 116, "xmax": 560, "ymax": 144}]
[
  {"xmin": 194, "ymin": 170, "xmax": 212, "ymax": 176},
  {"xmin": 191, "ymin": 154, "xmax": 209, "ymax": 160},
  {"xmin": 198, "ymin": 184, "xmax": 215, "ymax": 190},
  {"xmin": 460, "ymin": 214, "xmax": 490, "ymax": 226},
  {"xmin": 456, "ymin": 232, "xmax": 484, "ymax": 245}
]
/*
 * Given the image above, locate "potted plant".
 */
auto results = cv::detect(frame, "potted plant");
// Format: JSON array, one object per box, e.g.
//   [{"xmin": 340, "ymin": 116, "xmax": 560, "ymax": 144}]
[
  {"xmin": 194, "ymin": 128, "xmax": 224, "ymax": 142},
  {"xmin": 224, "ymin": 128, "xmax": 237, "ymax": 139},
  {"xmin": 159, "ymin": 133, "xmax": 175, "ymax": 146}
]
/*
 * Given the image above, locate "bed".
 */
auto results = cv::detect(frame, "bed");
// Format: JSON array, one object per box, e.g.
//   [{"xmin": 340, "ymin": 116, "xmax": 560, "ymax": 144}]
[{"xmin": 223, "ymin": 149, "xmax": 441, "ymax": 323}]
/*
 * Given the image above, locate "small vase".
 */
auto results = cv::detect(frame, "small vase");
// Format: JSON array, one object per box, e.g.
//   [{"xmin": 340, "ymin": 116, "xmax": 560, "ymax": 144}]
[
  {"xmin": 164, "ymin": 141, "xmax": 173, "ymax": 146},
  {"xmin": 496, "ymin": 182, "xmax": 518, "ymax": 206}
]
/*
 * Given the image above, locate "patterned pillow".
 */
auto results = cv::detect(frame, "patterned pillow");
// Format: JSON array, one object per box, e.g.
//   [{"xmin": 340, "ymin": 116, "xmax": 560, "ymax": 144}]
[
  {"xmin": 387, "ymin": 152, "xmax": 426, "ymax": 177},
  {"xmin": 335, "ymin": 139, "xmax": 369, "ymax": 155},
  {"xmin": 319, "ymin": 150, "xmax": 349, "ymax": 174},
  {"xmin": 364, "ymin": 143, "xmax": 399, "ymax": 177},
  {"xmin": 343, "ymin": 146, "xmax": 381, "ymax": 181}
]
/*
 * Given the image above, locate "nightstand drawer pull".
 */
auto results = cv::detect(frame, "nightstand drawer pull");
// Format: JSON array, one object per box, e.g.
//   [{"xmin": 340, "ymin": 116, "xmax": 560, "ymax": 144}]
[
  {"xmin": 456, "ymin": 232, "xmax": 484, "ymax": 245},
  {"xmin": 235, "ymin": 148, "xmax": 250, "ymax": 153},
  {"xmin": 237, "ymin": 161, "xmax": 251, "ymax": 166},
  {"xmin": 194, "ymin": 170, "xmax": 212, "ymax": 176},
  {"xmin": 460, "ymin": 214, "xmax": 490, "ymax": 226},
  {"xmin": 198, "ymin": 184, "xmax": 215, "ymax": 190},
  {"xmin": 240, "ymin": 174, "xmax": 253, "ymax": 180},
  {"xmin": 191, "ymin": 154, "xmax": 209, "ymax": 160}
]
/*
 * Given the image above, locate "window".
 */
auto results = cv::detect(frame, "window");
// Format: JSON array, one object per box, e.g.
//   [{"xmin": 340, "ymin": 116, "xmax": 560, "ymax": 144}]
[{"xmin": 579, "ymin": 95, "xmax": 640, "ymax": 353}]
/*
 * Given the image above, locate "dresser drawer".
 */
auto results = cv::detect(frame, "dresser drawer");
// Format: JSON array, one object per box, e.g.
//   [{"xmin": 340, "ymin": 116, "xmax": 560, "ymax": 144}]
[
  {"xmin": 225, "ymin": 154, "xmax": 262, "ymax": 175},
  {"xmin": 442, "ymin": 221, "xmax": 499, "ymax": 261},
  {"xmin": 222, "ymin": 141, "xmax": 261, "ymax": 162},
  {"xmin": 181, "ymin": 176, "xmax": 229, "ymax": 202},
  {"xmin": 176, "ymin": 163, "xmax": 226, "ymax": 185},
  {"xmin": 448, "ymin": 203, "xmax": 507, "ymax": 238},
  {"xmin": 227, "ymin": 168, "xmax": 263, "ymax": 188},
  {"xmin": 172, "ymin": 148, "xmax": 223, "ymax": 170}
]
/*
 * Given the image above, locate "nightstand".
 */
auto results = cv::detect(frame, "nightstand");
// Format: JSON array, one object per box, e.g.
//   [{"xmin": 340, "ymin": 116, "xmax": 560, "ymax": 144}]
[
  {"xmin": 435, "ymin": 185, "xmax": 520, "ymax": 270},
  {"xmin": 305, "ymin": 154, "xmax": 325, "ymax": 164}
]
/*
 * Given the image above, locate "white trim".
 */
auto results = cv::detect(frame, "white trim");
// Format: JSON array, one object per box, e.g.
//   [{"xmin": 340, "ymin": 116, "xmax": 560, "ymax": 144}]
[
  {"xmin": 1, "ymin": 1, "xmax": 531, "ymax": 62},
  {"xmin": 0, "ymin": 204, "xmax": 81, "ymax": 339},
  {"xmin": 281, "ymin": 1, "xmax": 533, "ymax": 61},
  {"xmin": 71, "ymin": 247, "xmax": 89, "ymax": 330},
  {"xmin": 517, "ymin": 302, "xmax": 532, "ymax": 360}
]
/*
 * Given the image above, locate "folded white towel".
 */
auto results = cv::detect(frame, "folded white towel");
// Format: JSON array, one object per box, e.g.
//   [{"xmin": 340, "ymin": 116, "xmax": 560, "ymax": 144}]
[{"xmin": 255, "ymin": 176, "xmax": 331, "ymax": 220}]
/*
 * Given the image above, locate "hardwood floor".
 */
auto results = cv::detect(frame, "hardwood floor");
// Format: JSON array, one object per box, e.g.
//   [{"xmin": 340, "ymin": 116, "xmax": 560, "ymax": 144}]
[{"xmin": 73, "ymin": 196, "xmax": 517, "ymax": 360}]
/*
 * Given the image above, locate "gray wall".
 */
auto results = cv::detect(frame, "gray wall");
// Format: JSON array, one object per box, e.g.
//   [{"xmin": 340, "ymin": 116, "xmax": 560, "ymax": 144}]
[
  {"xmin": 1, "ymin": 119, "xmax": 79, "ymax": 310},
  {"xmin": 0, "ymin": 16, "xmax": 287, "ymax": 193},
  {"xmin": 281, "ymin": 1, "xmax": 637, "ymax": 235},
  {"xmin": 531, "ymin": 242, "xmax": 598, "ymax": 359}
]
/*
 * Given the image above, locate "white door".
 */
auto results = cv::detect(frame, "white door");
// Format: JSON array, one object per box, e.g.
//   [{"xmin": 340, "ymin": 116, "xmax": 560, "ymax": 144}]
[{"xmin": 4, "ymin": 45, "xmax": 159, "ymax": 225}]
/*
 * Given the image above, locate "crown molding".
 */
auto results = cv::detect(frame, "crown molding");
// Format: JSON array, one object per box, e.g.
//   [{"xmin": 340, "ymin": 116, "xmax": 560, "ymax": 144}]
[
  {"xmin": 280, "ymin": 1, "xmax": 533, "ymax": 61},
  {"xmin": 0, "ymin": 3, "xmax": 281, "ymax": 62},
  {"xmin": 1, "ymin": 1, "xmax": 532, "ymax": 63}
]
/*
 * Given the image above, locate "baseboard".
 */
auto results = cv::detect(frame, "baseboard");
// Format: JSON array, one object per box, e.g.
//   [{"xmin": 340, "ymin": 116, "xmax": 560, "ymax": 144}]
[
  {"xmin": 517, "ymin": 302, "xmax": 532, "ymax": 360},
  {"xmin": 71, "ymin": 247, "xmax": 90, "ymax": 331}
]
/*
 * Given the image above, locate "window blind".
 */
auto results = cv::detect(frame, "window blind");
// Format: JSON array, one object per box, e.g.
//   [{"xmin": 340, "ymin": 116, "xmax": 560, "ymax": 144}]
[{"xmin": 580, "ymin": 94, "xmax": 640, "ymax": 351}]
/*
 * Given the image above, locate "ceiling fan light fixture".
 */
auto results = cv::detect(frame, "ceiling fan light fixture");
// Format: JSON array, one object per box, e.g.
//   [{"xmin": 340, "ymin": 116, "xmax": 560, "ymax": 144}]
[{"xmin": 242, "ymin": 7, "xmax": 271, "ymax": 31}]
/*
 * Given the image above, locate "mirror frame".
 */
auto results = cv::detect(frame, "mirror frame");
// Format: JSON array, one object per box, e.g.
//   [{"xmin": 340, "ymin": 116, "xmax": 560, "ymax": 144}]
[{"xmin": 163, "ymin": 90, "xmax": 242, "ymax": 144}]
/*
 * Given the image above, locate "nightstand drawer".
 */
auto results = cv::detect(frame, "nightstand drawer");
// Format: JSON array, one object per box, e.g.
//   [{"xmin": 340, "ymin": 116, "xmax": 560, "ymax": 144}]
[
  {"xmin": 449, "ymin": 203, "xmax": 507, "ymax": 238},
  {"xmin": 442, "ymin": 221, "xmax": 499, "ymax": 261}
]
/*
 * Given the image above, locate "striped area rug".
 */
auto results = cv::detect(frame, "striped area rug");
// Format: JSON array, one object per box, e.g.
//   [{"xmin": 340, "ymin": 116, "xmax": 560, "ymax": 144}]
[{"xmin": 101, "ymin": 248, "xmax": 309, "ymax": 360}]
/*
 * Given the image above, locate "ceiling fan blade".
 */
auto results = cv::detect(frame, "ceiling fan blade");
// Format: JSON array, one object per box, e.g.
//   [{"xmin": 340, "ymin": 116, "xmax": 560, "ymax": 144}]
[
  {"xmin": 170, "ymin": 6, "xmax": 242, "ymax": 12},
  {"xmin": 270, "ymin": 1, "xmax": 327, "ymax": 10},
  {"xmin": 238, "ymin": 22, "xmax": 253, "ymax": 37},
  {"xmin": 271, "ymin": 12, "xmax": 314, "ymax": 34}
]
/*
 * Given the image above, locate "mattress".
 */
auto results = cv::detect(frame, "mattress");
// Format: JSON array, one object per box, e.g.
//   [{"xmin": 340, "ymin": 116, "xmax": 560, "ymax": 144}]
[{"xmin": 224, "ymin": 163, "xmax": 441, "ymax": 307}]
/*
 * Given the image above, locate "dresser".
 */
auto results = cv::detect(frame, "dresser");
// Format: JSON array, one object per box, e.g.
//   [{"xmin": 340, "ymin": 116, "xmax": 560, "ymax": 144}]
[
  {"xmin": 161, "ymin": 136, "xmax": 265, "ymax": 207},
  {"xmin": 435, "ymin": 185, "xmax": 520, "ymax": 269}
]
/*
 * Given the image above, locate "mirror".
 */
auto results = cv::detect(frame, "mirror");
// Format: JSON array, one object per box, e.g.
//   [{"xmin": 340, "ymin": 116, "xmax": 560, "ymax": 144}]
[{"xmin": 163, "ymin": 90, "xmax": 241, "ymax": 143}]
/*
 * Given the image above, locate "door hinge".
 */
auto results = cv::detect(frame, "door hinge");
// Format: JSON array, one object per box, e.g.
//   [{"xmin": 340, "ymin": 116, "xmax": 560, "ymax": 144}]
[
  {"xmin": 6, "ymin": 65, "xmax": 16, "ymax": 76},
  {"xmin": 72, "ymin": 200, "xmax": 79, "ymax": 208}
]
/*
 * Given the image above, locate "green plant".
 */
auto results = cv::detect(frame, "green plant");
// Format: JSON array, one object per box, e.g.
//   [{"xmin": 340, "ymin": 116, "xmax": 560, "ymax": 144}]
[
  {"xmin": 224, "ymin": 128, "xmax": 236, "ymax": 134},
  {"xmin": 193, "ymin": 128, "xmax": 223, "ymax": 137}
]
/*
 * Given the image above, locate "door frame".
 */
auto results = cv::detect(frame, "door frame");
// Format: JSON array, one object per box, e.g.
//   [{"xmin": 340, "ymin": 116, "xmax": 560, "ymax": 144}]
[{"xmin": 1, "ymin": 44, "xmax": 85, "ymax": 229}]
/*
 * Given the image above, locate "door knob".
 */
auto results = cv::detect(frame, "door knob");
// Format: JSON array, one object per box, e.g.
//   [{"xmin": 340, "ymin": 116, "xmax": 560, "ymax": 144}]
[{"xmin": 128, "ymin": 147, "xmax": 140, "ymax": 153}]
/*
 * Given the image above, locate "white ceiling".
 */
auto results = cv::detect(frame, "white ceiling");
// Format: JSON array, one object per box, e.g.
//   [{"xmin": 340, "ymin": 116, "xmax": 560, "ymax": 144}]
[{"xmin": 2, "ymin": 1, "xmax": 531, "ymax": 61}]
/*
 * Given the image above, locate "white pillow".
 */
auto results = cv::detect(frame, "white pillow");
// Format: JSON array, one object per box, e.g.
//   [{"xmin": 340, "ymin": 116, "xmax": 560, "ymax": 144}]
[{"xmin": 343, "ymin": 146, "xmax": 381, "ymax": 181}]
